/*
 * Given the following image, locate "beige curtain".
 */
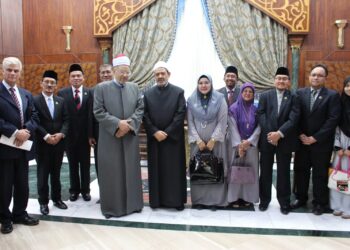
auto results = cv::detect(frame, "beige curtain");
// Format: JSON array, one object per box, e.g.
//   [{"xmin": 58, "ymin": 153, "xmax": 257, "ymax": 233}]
[
  {"xmin": 113, "ymin": 0, "xmax": 177, "ymax": 88},
  {"xmin": 207, "ymin": 0, "xmax": 288, "ymax": 89}
]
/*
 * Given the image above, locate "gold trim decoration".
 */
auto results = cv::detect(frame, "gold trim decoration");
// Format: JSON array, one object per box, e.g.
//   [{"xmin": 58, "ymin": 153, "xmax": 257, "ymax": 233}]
[
  {"xmin": 94, "ymin": 0, "xmax": 156, "ymax": 37},
  {"xmin": 245, "ymin": 0, "xmax": 309, "ymax": 33}
]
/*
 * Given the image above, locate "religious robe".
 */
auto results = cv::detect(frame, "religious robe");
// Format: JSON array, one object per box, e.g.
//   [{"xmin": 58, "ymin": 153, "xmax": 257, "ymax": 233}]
[
  {"xmin": 93, "ymin": 80, "xmax": 144, "ymax": 217},
  {"xmin": 143, "ymin": 83, "xmax": 187, "ymax": 208}
]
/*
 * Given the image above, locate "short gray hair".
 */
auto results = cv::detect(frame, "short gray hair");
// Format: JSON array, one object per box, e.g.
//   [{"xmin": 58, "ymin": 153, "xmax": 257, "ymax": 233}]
[{"xmin": 2, "ymin": 57, "xmax": 23, "ymax": 71}]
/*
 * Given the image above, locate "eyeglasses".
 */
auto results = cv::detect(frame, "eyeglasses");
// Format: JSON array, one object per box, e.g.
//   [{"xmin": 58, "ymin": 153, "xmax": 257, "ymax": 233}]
[{"xmin": 275, "ymin": 77, "xmax": 289, "ymax": 81}]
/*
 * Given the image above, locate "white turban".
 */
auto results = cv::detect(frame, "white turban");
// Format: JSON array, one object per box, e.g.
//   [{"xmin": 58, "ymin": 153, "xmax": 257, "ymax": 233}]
[
  {"xmin": 113, "ymin": 54, "xmax": 130, "ymax": 67},
  {"xmin": 153, "ymin": 61, "xmax": 170, "ymax": 72}
]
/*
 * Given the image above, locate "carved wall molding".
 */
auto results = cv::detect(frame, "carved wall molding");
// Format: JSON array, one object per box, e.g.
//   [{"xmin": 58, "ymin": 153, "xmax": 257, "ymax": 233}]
[
  {"xmin": 94, "ymin": 0, "xmax": 156, "ymax": 37},
  {"xmin": 245, "ymin": 0, "xmax": 309, "ymax": 33}
]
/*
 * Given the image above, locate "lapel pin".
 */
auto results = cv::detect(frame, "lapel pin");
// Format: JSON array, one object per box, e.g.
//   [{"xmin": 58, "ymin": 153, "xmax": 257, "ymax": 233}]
[
  {"xmin": 319, "ymin": 96, "xmax": 323, "ymax": 99},
  {"xmin": 55, "ymin": 101, "xmax": 59, "ymax": 105},
  {"xmin": 84, "ymin": 92, "xmax": 87, "ymax": 96},
  {"xmin": 284, "ymin": 96, "xmax": 288, "ymax": 100}
]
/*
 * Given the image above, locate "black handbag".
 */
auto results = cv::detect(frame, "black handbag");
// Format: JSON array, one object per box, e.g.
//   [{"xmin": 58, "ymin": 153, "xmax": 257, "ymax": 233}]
[{"xmin": 189, "ymin": 149, "xmax": 224, "ymax": 185}]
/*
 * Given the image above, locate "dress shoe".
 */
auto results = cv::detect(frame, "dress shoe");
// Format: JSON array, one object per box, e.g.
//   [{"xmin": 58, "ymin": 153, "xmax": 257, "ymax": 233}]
[
  {"xmin": 333, "ymin": 210, "xmax": 343, "ymax": 216},
  {"xmin": 280, "ymin": 205, "xmax": 290, "ymax": 215},
  {"xmin": 40, "ymin": 204, "xmax": 49, "ymax": 215},
  {"xmin": 290, "ymin": 200, "xmax": 306, "ymax": 209},
  {"xmin": 53, "ymin": 200, "xmax": 68, "ymax": 209},
  {"xmin": 1, "ymin": 223, "xmax": 13, "ymax": 234},
  {"xmin": 69, "ymin": 193, "xmax": 79, "ymax": 201},
  {"xmin": 258, "ymin": 203, "xmax": 269, "ymax": 211},
  {"xmin": 341, "ymin": 214, "xmax": 350, "ymax": 219},
  {"xmin": 82, "ymin": 193, "xmax": 91, "ymax": 201},
  {"xmin": 175, "ymin": 205, "xmax": 185, "ymax": 211},
  {"xmin": 312, "ymin": 205, "xmax": 324, "ymax": 216},
  {"xmin": 13, "ymin": 215, "xmax": 39, "ymax": 226}
]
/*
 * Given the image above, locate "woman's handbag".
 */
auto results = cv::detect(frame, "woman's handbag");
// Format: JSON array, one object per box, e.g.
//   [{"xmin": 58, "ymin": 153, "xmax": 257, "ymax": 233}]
[
  {"xmin": 328, "ymin": 155, "xmax": 350, "ymax": 195},
  {"xmin": 189, "ymin": 149, "xmax": 224, "ymax": 185},
  {"xmin": 227, "ymin": 154, "xmax": 255, "ymax": 184}
]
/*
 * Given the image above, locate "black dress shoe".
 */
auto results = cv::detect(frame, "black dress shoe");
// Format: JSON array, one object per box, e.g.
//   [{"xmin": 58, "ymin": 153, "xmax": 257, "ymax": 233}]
[
  {"xmin": 53, "ymin": 200, "xmax": 68, "ymax": 209},
  {"xmin": 175, "ymin": 205, "xmax": 185, "ymax": 211},
  {"xmin": 82, "ymin": 193, "xmax": 91, "ymax": 201},
  {"xmin": 258, "ymin": 203, "xmax": 269, "ymax": 211},
  {"xmin": 290, "ymin": 200, "xmax": 306, "ymax": 209},
  {"xmin": 40, "ymin": 204, "xmax": 49, "ymax": 215},
  {"xmin": 312, "ymin": 205, "xmax": 324, "ymax": 216},
  {"xmin": 13, "ymin": 215, "xmax": 39, "ymax": 226},
  {"xmin": 280, "ymin": 205, "xmax": 290, "ymax": 215},
  {"xmin": 1, "ymin": 223, "xmax": 13, "ymax": 234},
  {"xmin": 69, "ymin": 193, "xmax": 79, "ymax": 201}
]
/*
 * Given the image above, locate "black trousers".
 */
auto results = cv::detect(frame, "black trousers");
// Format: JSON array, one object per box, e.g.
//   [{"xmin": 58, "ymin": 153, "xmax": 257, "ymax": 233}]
[
  {"xmin": 36, "ymin": 146, "xmax": 65, "ymax": 204},
  {"xmin": 259, "ymin": 150, "xmax": 292, "ymax": 207},
  {"xmin": 293, "ymin": 146, "xmax": 332, "ymax": 206},
  {"xmin": 66, "ymin": 143, "xmax": 91, "ymax": 194},
  {"xmin": 0, "ymin": 157, "xmax": 29, "ymax": 224}
]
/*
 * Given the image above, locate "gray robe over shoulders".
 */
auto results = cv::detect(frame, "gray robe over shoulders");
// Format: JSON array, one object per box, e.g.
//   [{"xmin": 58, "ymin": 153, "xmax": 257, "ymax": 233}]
[{"xmin": 93, "ymin": 80, "xmax": 144, "ymax": 217}]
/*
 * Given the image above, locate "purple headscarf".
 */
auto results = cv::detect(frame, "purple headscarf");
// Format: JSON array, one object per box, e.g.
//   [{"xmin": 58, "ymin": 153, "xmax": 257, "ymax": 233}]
[{"xmin": 229, "ymin": 82, "xmax": 257, "ymax": 140}]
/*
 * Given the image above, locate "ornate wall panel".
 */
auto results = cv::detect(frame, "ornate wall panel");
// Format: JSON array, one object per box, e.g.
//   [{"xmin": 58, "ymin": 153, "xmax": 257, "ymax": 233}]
[
  {"xmin": 23, "ymin": 63, "xmax": 97, "ymax": 95},
  {"xmin": 243, "ymin": 0, "xmax": 309, "ymax": 33},
  {"xmin": 94, "ymin": 0, "xmax": 156, "ymax": 37},
  {"xmin": 304, "ymin": 61, "xmax": 350, "ymax": 93}
]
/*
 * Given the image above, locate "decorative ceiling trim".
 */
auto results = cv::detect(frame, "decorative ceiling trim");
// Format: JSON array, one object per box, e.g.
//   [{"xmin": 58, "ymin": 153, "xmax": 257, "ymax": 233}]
[
  {"xmin": 94, "ymin": 0, "xmax": 310, "ymax": 37},
  {"xmin": 94, "ymin": 0, "xmax": 156, "ymax": 37},
  {"xmin": 244, "ymin": 0, "xmax": 310, "ymax": 33}
]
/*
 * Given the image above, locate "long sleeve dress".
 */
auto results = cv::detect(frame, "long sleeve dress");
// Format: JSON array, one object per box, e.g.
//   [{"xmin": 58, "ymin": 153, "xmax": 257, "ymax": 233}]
[
  {"xmin": 188, "ymin": 98, "xmax": 228, "ymax": 207},
  {"xmin": 226, "ymin": 117, "xmax": 260, "ymax": 204}
]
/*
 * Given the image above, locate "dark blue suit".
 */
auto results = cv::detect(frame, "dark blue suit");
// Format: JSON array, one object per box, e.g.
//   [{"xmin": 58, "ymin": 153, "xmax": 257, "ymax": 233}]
[
  {"xmin": 0, "ymin": 81, "xmax": 39, "ymax": 224},
  {"xmin": 294, "ymin": 87, "xmax": 341, "ymax": 207}
]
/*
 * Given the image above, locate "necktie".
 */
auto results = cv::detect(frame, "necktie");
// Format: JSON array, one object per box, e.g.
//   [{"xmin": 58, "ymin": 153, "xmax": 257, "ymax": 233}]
[
  {"xmin": 228, "ymin": 90, "xmax": 234, "ymax": 106},
  {"xmin": 9, "ymin": 87, "xmax": 24, "ymax": 126},
  {"xmin": 310, "ymin": 89, "xmax": 317, "ymax": 110},
  {"xmin": 277, "ymin": 92, "xmax": 283, "ymax": 114},
  {"xmin": 74, "ymin": 89, "xmax": 81, "ymax": 110},
  {"xmin": 47, "ymin": 97, "xmax": 54, "ymax": 118}
]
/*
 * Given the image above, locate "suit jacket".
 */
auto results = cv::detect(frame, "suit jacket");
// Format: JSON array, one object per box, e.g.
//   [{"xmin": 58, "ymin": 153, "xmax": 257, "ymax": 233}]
[
  {"xmin": 0, "ymin": 81, "xmax": 39, "ymax": 160},
  {"xmin": 257, "ymin": 89, "xmax": 300, "ymax": 153},
  {"xmin": 88, "ymin": 87, "xmax": 99, "ymax": 141},
  {"xmin": 57, "ymin": 86, "xmax": 92, "ymax": 147},
  {"xmin": 34, "ymin": 94, "xmax": 69, "ymax": 154},
  {"xmin": 217, "ymin": 86, "xmax": 240, "ymax": 106},
  {"xmin": 297, "ymin": 87, "xmax": 341, "ymax": 152}
]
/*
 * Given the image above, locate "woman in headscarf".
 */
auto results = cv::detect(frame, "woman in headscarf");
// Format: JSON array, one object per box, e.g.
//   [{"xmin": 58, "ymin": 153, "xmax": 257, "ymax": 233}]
[
  {"xmin": 227, "ymin": 82, "xmax": 261, "ymax": 207},
  {"xmin": 330, "ymin": 76, "xmax": 350, "ymax": 219},
  {"xmin": 187, "ymin": 74, "xmax": 228, "ymax": 210}
]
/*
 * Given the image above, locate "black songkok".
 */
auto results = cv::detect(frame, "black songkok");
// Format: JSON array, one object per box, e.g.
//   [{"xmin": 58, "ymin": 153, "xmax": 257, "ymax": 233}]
[
  {"xmin": 225, "ymin": 66, "xmax": 238, "ymax": 76},
  {"xmin": 42, "ymin": 70, "xmax": 58, "ymax": 81},
  {"xmin": 275, "ymin": 67, "xmax": 289, "ymax": 77},
  {"xmin": 69, "ymin": 64, "xmax": 83, "ymax": 74}
]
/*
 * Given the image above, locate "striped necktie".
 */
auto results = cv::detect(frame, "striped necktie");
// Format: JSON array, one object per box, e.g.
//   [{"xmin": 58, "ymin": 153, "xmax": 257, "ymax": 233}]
[
  {"xmin": 74, "ymin": 89, "xmax": 81, "ymax": 110},
  {"xmin": 310, "ymin": 89, "xmax": 317, "ymax": 110},
  {"xmin": 9, "ymin": 87, "xmax": 24, "ymax": 126}
]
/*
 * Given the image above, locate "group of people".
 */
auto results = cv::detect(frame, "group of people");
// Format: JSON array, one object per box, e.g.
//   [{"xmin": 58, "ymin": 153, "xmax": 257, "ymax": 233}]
[{"xmin": 0, "ymin": 55, "xmax": 349, "ymax": 235}]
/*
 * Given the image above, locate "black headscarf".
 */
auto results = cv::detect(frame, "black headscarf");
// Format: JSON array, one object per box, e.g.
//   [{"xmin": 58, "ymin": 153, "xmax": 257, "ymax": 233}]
[{"xmin": 340, "ymin": 76, "xmax": 350, "ymax": 137}]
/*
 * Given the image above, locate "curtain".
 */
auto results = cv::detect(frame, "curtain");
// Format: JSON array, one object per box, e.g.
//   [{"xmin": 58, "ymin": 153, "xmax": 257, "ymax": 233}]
[
  {"xmin": 206, "ymin": 0, "xmax": 288, "ymax": 89},
  {"xmin": 113, "ymin": 0, "xmax": 178, "ymax": 88}
]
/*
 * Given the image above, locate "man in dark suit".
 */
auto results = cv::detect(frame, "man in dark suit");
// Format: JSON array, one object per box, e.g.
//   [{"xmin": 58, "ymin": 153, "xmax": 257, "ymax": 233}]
[
  {"xmin": 34, "ymin": 70, "xmax": 69, "ymax": 215},
  {"xmin": 58, "ymin": 64, "xmax": 93, "ymax": 202},
  {"xmin": 0, "ymin": 57, "xmax": 40, "ymax": 234},
  {"xmin": 292, "ymin": 64, "xmax": 341, "ymax": 215},
  {"xmin": 217, "ymin": 66, "xmax": 240, "ymax": 107},
  {"xmin": 257, "ymin": 67, "xmax": 300, "ymax": 215}
]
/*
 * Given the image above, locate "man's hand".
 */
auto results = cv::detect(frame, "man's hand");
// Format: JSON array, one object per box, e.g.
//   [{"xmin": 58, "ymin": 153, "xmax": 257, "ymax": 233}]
[
  {"xmin": 267, "ymin": 132, "xmax": 281, "ymax": 146},
  {"xmin": 89, "ymin": 137, "xmax": 96, "ymax": 147},
  {"xmin": 154, "ymin": 131, "xmax": 168, "ymax": 142},
  {"xmin": 197, "ymin": 140, "xmax": 206, "ymax": 151},
  {"xmin": 14, "ymin": 129, "xmax": 30, "ymax": 146},
  {"xmin": 300, "ymin": 134, "xmax": 317, "ymax": 145}
]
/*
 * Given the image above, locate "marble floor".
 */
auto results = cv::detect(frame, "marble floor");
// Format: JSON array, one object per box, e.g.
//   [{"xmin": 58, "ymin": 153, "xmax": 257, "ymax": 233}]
[{"xmin": 2, "ymin": 159, "xmax": 350, "ymax": 249}]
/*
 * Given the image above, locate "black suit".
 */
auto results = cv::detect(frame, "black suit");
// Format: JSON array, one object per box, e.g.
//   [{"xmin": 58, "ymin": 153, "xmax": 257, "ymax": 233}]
[
  {"xmin": 294, "ymin": 87, "xmax": 341, "ymax": 207},
  {"xmin": 0, "ymin": 82, "xmax": 39, "ymax": 224},
  {"xmin": 34, "ymin": 94, "xmax": 69, "ymax": 205},
  {"xmin": 257, "ymin": 89, "xmax": 300, "ymax": 207},
  {"xmin": 217, "ymin": 86, "xmax": 240, "ymax": 106},
  {"xmin": 58, "ymin": 87, "xmax": 92, "ymax": 195}
]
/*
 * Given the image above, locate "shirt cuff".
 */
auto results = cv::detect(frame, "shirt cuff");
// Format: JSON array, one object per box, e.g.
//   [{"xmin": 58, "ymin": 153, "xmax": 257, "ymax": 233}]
[
  {"xmin": 44, "ymin": 134, "xmax": 50, "ymax": 141},
  {"xmin": 277, "ymin": 130, "xmax": 284, "ymax": 138}
]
